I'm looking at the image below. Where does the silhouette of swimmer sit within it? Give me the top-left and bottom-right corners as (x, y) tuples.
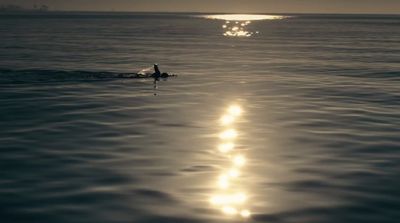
(152, 64), (170, 79)
(153, 64), (161, 79)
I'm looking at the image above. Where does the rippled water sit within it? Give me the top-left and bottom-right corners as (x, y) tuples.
(0, 12), (399, 223)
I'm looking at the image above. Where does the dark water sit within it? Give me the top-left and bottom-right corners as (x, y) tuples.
(0, 12), (399, 223)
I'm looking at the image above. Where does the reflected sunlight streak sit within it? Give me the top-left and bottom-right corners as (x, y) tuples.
(233, 154), (246, 167)
(218, 174), (230, 189)
(210, 193), (247, 205)
(218, 142), (235, 153)
(203, 14), (287, 21)
(222, 206), (238, 215)
(201, 14), (289, 38)
(228, 168), (240, 178)
(219, 129), (238, 140)
(223, 21), (254, 37)
(240, 209), (251, 218)
(210, 104), (252, 219)
(220, 114), (235, 125)
(228, 105), (242, 116)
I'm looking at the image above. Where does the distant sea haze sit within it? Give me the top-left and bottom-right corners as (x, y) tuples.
(0, 4), (49, 12)
(0, 13), (399, 223)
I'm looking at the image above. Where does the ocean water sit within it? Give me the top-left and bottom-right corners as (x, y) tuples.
(0, 12), (399, 223)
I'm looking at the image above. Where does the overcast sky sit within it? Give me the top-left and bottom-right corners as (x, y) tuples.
(1, 0), (399, 14)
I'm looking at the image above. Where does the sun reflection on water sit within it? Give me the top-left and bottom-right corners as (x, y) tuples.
(204, 14), (287, 21)
(233, 154), (246, 167)
(220, 114), (235, 126)
(228, 105), (242, 116)
(218, 142), (235, 153)
(219, 129), (238, 140)
(222, 20), (255, 37)
(201, 14), (289, 37)
(210, 104), (251, 219)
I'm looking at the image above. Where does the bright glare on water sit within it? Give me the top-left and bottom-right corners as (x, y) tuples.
(203, 14), (287, 21)
(202, 14), (289, 37)
(210, 104), (252, 219)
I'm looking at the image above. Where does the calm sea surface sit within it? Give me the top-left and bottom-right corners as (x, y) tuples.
(0, 12), (399, 223)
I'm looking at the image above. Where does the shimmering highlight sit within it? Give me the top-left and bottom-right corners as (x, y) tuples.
(203, 14), (287, 21)
(210, 104), (251, 218)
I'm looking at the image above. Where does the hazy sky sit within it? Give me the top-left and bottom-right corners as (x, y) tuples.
(1, 0), (399, 14)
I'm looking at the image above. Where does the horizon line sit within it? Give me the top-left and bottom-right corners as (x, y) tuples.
(1, 10), (399, 16)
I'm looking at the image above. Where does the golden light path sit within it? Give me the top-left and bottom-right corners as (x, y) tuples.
(210, 104), (251, 219)
(223, 21), (255, 37)
(204, 14), (287, 21)
(201, 14), (289, 37)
